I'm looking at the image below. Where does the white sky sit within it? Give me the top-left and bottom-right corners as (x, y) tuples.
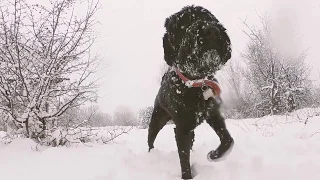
(29, 0), (320, 114)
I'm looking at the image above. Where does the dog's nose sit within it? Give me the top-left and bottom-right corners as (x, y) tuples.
(204, 26), (220, 39)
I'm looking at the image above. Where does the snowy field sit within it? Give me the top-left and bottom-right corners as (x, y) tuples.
(1, 108), (320, 180)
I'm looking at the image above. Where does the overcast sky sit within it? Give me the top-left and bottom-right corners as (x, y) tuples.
(28, 0), (320, 114)
(90, 0), (319, 114)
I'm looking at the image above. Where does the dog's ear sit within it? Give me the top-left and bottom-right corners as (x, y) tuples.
(218, 25), (232, 63)
(163, 32), (175, 66)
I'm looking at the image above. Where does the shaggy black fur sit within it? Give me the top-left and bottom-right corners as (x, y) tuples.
(148, 5), (234, 179)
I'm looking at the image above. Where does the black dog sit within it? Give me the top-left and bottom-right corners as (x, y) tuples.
(148, 5), (234, 179)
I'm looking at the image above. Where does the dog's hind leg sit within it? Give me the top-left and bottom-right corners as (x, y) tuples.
(206, 111), (234, 162)
(148, 100), (170, 152)
(174, 127), (193, 179)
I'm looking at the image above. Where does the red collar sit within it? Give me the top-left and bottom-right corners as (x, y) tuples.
(174, 67), (221, 97)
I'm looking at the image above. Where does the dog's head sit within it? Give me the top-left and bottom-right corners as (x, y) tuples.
(163, 5), (232, 79)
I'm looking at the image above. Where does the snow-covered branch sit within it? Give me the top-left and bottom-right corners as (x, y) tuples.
(0, 0), (101, 141)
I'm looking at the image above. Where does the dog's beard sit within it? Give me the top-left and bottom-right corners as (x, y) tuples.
(200, 49), (222, 72)
(178, 49), (221, 79)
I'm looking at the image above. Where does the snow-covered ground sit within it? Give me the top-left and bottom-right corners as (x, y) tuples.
(1, 108), (320, 180)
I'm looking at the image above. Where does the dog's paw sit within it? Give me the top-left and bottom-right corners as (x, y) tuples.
(207, 139), (234, 162)
(148, 146), (154, 152)
(181, 174), (193, 180)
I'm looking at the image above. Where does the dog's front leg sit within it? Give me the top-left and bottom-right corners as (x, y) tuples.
(206, 111), (234, 162)
(174, 127), (192, 179)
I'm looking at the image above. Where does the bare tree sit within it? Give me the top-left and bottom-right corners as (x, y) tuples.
(241, 15), (282, 115)
(240, 13), (312, 116)
(278, 53), (313, 111)
(138, 106), (153, 129)
(310, 71), (320, 107)
(222, 60), (257, 118)
(59, 105), (112, 128)
(78, 105), (113, 127)
(225, 60), (244, 100)
(113, 105), (138, 126)
(0, 0), (100, 139)
(0, 111), (9, 131)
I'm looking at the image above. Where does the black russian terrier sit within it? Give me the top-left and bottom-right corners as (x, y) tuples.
(148, 5), (234, 179)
